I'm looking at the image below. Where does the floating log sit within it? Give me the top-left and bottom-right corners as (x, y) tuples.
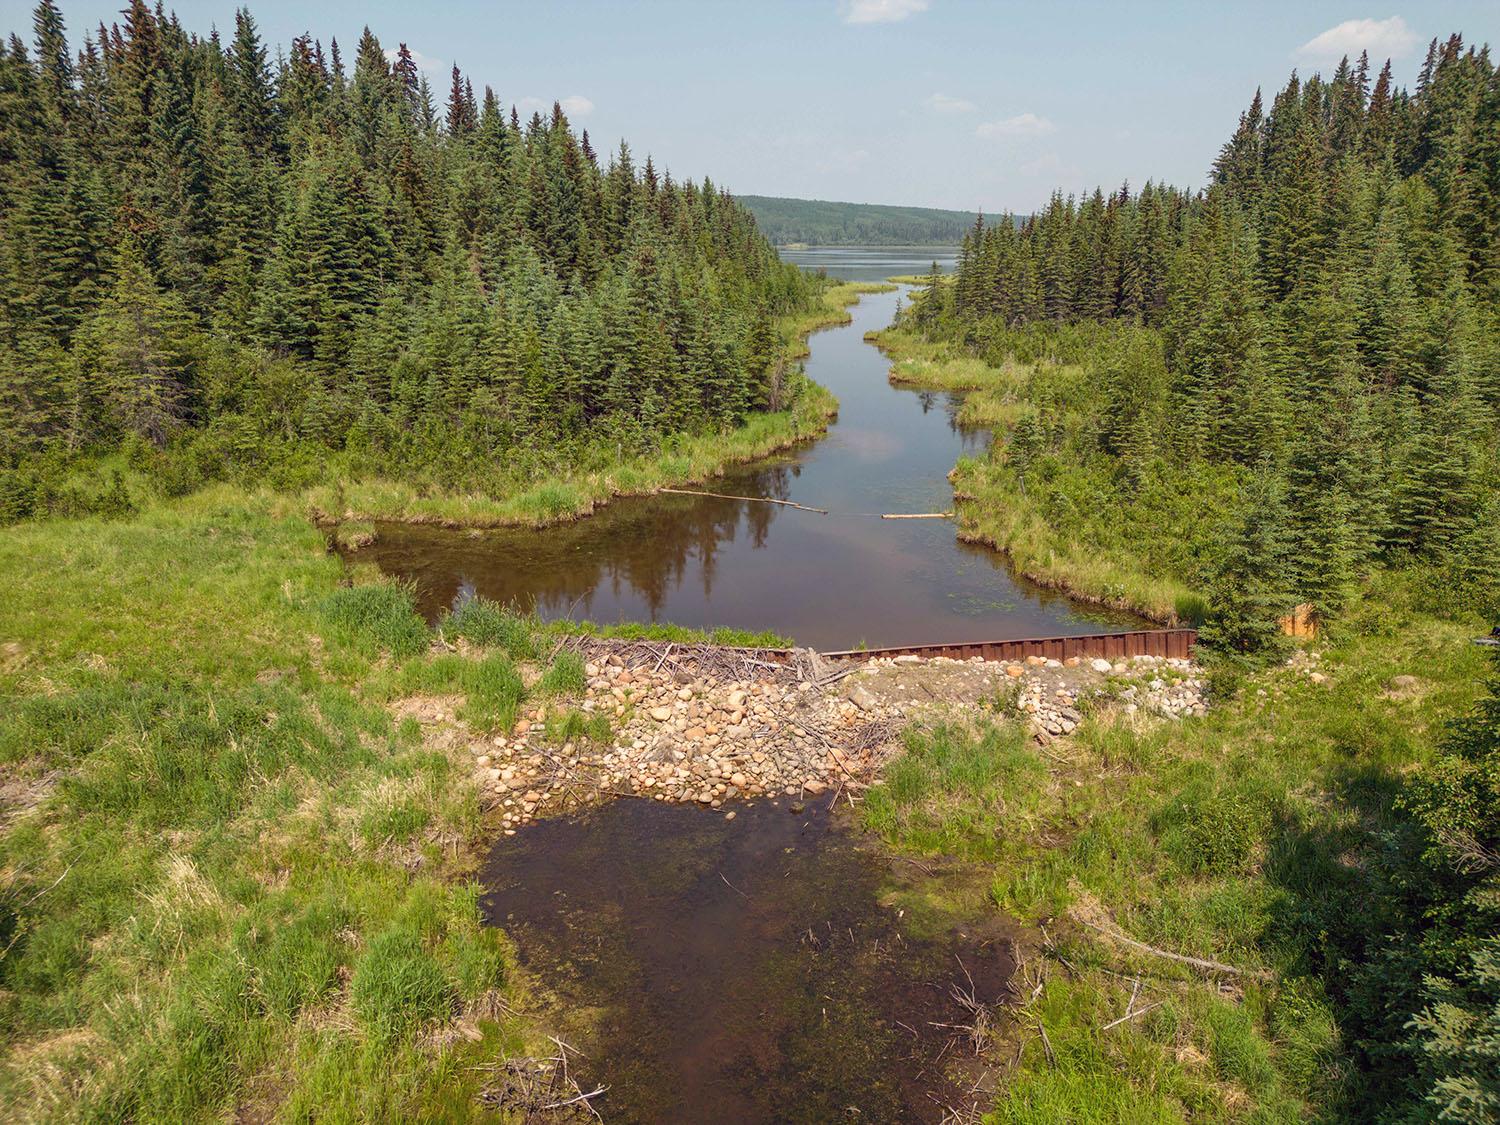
(656, 487), (828, 514)
(880, 512), (953, 520)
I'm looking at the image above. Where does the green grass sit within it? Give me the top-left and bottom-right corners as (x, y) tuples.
(886, 273), (954, 286)
(0, 489), (577, 1120)
(540, 708), (612, 747)
(439, 598), (539, 659)
(863, 579), (1487, 1120)
(319, 582), (431, 659)
(545, 618), (793, 649)
(863, 721), (1044, 859)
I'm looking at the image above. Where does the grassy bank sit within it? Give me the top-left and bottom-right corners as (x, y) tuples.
(0, 487), (656, 1119)
(864, 580), (1489, 1120)
(885, 273), (955, 286)
(868, 325), (1209, 623)
(302, 282), (893, 531)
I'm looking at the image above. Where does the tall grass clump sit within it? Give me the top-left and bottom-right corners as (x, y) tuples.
(441, 597), (538, 659)
(862, 721), (1042, 859)
(399, 652), (526, 733)
(318, 581), (429, 659)
(350, 928), (455, 1048)
(536, 650), (586, 696)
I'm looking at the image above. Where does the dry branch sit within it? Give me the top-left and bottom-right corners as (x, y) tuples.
(657, 487), (828, 514)
(1077, 918), (1274, 981)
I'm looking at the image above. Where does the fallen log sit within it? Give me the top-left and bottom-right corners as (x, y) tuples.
(880, 512), (953, 519)
(1077, 918), (1274, 981)
(657, 487), (828, 514)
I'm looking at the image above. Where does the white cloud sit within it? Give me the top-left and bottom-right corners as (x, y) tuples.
(815, 146), (871, 174)
(1020, 152), (1070, 177)
(841, 0), (930, 25)
(1295, 16), (1417, 64)
(925, 92), (976, 114)
(516, 94), (595, 118)
(382, 46), (443, 75)
(975, 112), (1055, 140)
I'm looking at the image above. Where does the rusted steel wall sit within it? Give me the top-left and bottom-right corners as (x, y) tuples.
(819, 628), (1197, 665)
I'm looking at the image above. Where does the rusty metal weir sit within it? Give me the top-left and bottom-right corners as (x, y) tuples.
(687, 628), (1199, 667)
(820, 628), (1198, 664)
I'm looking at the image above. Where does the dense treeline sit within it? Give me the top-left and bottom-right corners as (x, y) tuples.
(917, 39), (1499, 632)
(908, 38), (1500, 1120)
(0, 2), (818, 519)
(738, 194), (979, 246)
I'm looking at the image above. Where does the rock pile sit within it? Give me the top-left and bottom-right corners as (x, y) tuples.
(400, 643), (1210, 833)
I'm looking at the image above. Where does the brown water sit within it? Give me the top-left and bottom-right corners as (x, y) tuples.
(479, 797), (1014, 1122)
(353, 248), (1141, 649)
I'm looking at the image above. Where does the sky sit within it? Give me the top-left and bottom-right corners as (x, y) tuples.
(4, 1), (1498, 213)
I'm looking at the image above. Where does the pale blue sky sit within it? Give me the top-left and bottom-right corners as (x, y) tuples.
(5, 2), (1497, 211)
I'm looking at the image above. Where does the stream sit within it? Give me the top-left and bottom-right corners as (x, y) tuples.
(450, 248), (1124, 1119)
(480, 798), (1015, 1122)
(353, 246), (1140, 650)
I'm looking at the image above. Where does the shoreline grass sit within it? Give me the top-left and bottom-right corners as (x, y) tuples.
(884, 273), (954, 286)
(867, 325), (1198, 623)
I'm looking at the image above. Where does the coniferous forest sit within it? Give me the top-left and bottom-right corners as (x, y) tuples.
(737, 194), (979, 246)
(911, 40), (1500, 630)
(0, 1), (817, 520)
(4, 3), (1500, 1121)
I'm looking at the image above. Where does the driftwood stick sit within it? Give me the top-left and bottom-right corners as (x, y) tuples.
(658, 487), (828, 514)
(1035, 1018), (1057, 1067)
(542, 1087), (607, 1111)
(1102, 1000), (1162, 1031)
(880, 512), (954, 519)
(1078, 919), (1273, 981)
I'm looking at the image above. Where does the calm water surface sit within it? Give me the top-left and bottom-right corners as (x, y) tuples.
(356, 247), (1139, 648)
(480, 798), (1012, 1122)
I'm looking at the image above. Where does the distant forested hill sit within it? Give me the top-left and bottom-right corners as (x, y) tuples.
(737, 195), (978, 245)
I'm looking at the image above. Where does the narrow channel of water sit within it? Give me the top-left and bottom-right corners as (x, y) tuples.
(354, 247), (1140, 649)
(479, 798), (1013, 1122)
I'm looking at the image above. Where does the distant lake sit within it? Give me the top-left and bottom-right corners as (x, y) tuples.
(776, 244), (958, 282)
